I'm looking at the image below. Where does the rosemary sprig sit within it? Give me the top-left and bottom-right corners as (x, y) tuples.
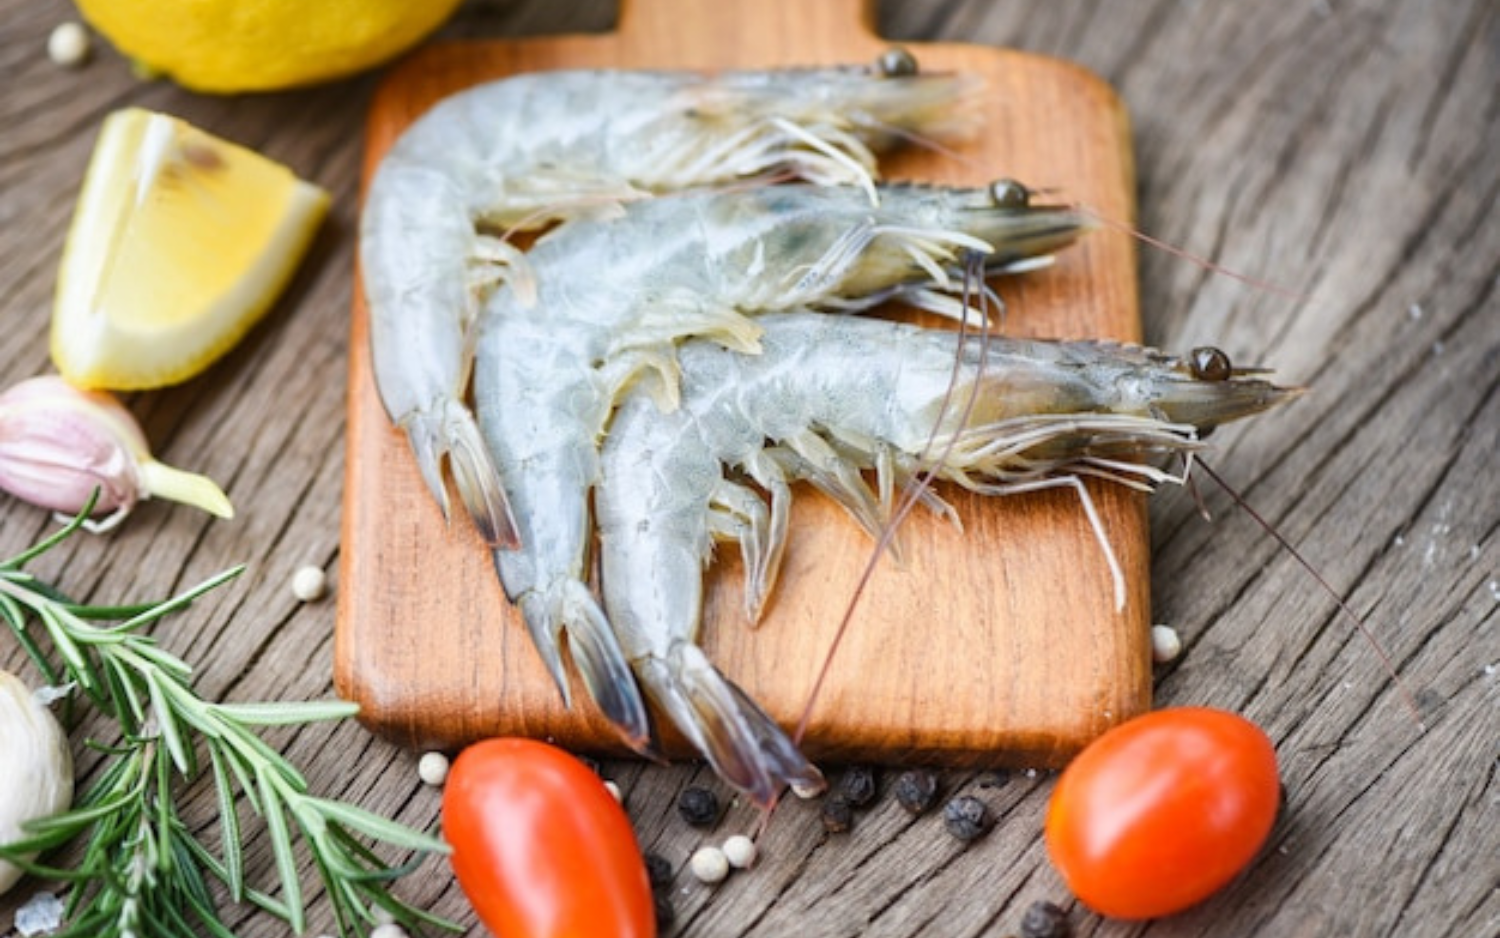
(0, 502), (457, 938)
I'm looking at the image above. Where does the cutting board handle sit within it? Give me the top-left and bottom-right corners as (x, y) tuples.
(616, 0), (880, 65)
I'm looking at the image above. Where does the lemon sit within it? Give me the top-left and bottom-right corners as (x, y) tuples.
(52, 109), (329, 390)
(76, 0), (464, 93)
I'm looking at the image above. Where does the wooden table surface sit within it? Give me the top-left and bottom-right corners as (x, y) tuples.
(2, 1), (1495, 937)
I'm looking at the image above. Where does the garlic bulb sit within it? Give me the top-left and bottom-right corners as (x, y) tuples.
(0, 375), (232, 531)
(0, 668), (74, 895)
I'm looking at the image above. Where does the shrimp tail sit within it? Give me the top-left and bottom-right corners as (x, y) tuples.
(403, 400), (519, 549)
(636, 642), (825, 806)
(445, 406), (521, 550)
(515, 577), (654, 753)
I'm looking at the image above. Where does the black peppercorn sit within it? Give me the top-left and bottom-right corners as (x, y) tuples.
(1019, 899), (1070, 938)
(676, 786), (720, 827)
(643, 851), (673, 888)
(893, 769), (939, 815)
(837, 765), (879, 808)
(942, 795), (990, 841)
(821, 793), (854, 833)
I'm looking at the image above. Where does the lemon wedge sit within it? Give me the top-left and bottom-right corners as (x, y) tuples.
(52, 108), (329, 390)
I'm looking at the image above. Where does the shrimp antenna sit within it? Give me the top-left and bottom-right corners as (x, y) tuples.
(1193, 458), (1426, 729)
(1073, 204), (1317, 306)
(795, 252), (995, 745)
(867, 119), (989, 173)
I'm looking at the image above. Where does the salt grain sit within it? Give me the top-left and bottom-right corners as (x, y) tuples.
(15, 891), (64, 936)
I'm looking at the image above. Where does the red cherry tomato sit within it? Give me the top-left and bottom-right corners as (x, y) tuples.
(1045, 707), (1280, 920)
(442, 738), (654, 938)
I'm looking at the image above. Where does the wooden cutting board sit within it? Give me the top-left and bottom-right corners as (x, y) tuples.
(335, 0), (1148, 768)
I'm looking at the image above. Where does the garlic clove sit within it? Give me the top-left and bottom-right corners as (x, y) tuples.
(0, 669), (75, 895)
(0, 375), (232, 530)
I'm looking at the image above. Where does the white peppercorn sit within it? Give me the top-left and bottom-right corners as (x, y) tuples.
(722, 834), (757, 869)
(417, 751), (449, 787)
(291, 565), (327, 602)
(689, 845), (729, 884)
(1150, 624), (1182, 663)
(47, 22), (91, 68)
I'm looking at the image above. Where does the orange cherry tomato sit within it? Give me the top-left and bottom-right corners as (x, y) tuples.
(1045, 707), (1280, 920)
(442, 738), (654, 938)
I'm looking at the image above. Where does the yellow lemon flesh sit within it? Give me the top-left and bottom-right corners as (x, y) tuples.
(77, 0), (464, 93)
(52, 109), (329, 390)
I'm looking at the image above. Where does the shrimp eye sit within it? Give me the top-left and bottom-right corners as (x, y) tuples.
(876, 47), (919, 78)
(988, 178), (1031, 208)
(1189, 347), (1233, 382)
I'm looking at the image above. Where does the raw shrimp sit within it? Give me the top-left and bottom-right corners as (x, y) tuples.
(473, 182), (1087, 750)
(360, 52), (975, 547)
(594, 313), (1298, 804)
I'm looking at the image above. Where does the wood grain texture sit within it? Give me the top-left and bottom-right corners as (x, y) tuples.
(335, 0), (1148, 765)
(1, 1), (1495, 937)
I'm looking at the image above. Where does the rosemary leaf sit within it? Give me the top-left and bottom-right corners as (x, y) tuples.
(213, 698), (360, 726)
(116, 637), (195, 680)
(313, 798), (451, 856)
(57, 600), (161, 620)
(215, 739), (266, 816)
(32, 601), (90, 675)
(208, 744), (246, 903)
(180, 833), (296, 921)
(102, 654), (147, 732)
(146, 669), (194, 775)
(3, 612), (64, 687)
(0, 490), (93, 568)
(257, 769), (306, 934)
(218, 716), (308, 788)
(114, 565), (244, 632)
(5, 787), (134, 846)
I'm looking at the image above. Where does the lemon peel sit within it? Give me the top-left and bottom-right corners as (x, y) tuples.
(76, 0), (464, 92)
(51, 109), (328, 390)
